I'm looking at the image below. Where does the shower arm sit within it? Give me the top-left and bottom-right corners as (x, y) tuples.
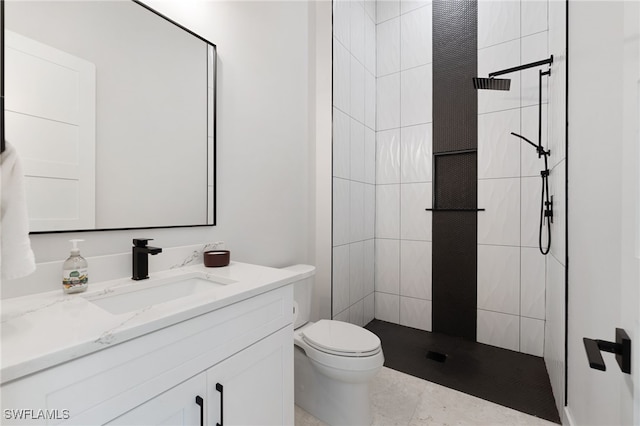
(488, 55), (554, 78)
(510, 132), (549, 158)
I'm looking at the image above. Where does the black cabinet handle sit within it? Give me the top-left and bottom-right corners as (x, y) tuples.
(216, 383), (224, 426)
(583, 328), (631, 374)
(195, 395), (204, 426)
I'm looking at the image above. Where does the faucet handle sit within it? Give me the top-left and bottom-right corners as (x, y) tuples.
(133, 238), (153, 247)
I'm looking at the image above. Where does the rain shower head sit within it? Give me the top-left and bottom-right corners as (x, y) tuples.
(472, 77), (511, 91)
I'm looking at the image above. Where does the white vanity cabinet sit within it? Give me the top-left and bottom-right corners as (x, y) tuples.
(1, 285), (294, 426)
(107, 327), (291, 426)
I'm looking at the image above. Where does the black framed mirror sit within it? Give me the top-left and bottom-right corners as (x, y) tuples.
(1, 0), (216, 233)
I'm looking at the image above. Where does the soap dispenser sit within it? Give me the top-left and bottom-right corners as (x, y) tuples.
(62, 239), (88, 294)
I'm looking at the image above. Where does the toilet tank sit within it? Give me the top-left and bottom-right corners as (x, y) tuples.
(282, 264), (315, 329)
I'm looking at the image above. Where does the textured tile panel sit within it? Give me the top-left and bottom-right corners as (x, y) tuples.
(375, 239), (400, 295)
(400, 297), (433, 332)
(477, 309), (520, 352)
(401, 123), (433, 183)
(332, 244), (350, 315)
(349, 241), (365, 304)
(477, 244), (520, 315)
(400, 240), (433, 299)
(400, 182), (433, 241)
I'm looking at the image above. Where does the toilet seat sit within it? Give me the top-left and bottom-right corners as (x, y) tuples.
(301, 319), (381, 357)
(294, 320), (384, 373)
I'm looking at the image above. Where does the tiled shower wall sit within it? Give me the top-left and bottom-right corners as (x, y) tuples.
(475, 1), (550, 356)
(333, 0), (565, 364)
(374, 1), (433, 331)
(331, 0), (377, 325)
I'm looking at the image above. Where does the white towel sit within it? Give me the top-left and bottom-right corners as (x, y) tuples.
(1, 141), (36, 281)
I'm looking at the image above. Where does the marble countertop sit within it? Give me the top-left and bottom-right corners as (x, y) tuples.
(0, 261), (310, 385)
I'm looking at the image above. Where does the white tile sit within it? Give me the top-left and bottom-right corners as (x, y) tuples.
(365, 14), (377, 74)
(332, 178), (350, 246)
(364, 292), (375, 325)
(376, 184), (400, 238)
(375, 238), (400, 294)
(401, 123), (432, 183)
(349, 299), (365, 327)
(364, 127), (376, 184)
(375, 292), (400, 324)
(377, 0), (400, 23)
(377, 74), (401, 130)
(363, 239), (375, 296)
(401, 6), (432, 70)
(521, 317), (545, 357)
(350, 119), (365, 182)
(376, 129), (400, 184)
(400, 297), (432, 332)
(333, 0), (351, 47)
(365, 70), (376, 130)
(350, 181), (365, 242)
(400, 182), (432, 241)
(477, 245), (520, 315)
(332, 245), (350, 315)
(545, 255), (565, 383)
(350, 56), (366, 123)
(333, 308), (349, 322)
(478, 40), (521, 114)
(332, 108), (350, 179)
(549, 160), (565, 261)
(521, 176), (542, 248)
(377, 17), (400, 76)
(521, 247), (546, 320)
(478, 178), (520, 246)
(400, 240), (432, 300)
(364, 0), (376, 23)
(521, 32), (549, 108)
(333, 39), (350, 114)
(520, 103), (549, 177)
(400, 0), (430, 15)
(350, 241), (365, 304)
(364, 184), (376, 239)
(477, 310), (520, 352)
(401, 64), (432, 127)
(521, 0), (548, 37)
(350, 2), (366, 64)
(478, 109), (521, 179)
(477, 0), (520, 49)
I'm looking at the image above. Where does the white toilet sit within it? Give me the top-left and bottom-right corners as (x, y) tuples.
(284, 265), (384, 426)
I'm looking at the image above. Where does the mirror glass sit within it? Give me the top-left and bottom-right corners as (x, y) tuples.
(3, 0), (216, 232)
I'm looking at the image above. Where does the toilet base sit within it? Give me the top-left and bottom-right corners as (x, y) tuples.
(294, 346), (374, 426)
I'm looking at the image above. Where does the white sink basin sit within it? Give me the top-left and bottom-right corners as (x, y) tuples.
(85, 273), (233, 315)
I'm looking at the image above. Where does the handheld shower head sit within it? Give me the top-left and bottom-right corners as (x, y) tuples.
(472, 77), (511, 91)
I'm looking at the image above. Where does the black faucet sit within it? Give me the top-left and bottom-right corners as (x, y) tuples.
(132, 238), (163, 280)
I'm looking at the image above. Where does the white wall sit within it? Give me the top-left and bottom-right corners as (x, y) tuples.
(2, 1), (316, 299)
(567, 2), (638, 425)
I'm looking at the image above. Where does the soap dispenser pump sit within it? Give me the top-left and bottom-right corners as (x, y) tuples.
(62, 239), (88, 294)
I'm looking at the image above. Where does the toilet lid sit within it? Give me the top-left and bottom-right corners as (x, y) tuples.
(302, 319), (381, 356)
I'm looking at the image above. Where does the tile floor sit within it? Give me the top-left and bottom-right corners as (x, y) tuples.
(294, 367), (558, 426)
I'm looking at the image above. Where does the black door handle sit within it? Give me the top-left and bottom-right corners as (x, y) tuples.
(195, 395), (204, 426)
(583, 328), (631, 374)
(216, 383), (224, 426)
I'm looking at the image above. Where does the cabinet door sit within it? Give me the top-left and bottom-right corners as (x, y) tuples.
(207, 326), (293, 426)
(106, 374), (206, 426)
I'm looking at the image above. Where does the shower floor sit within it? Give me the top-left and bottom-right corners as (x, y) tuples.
(365, 319), (561, 424)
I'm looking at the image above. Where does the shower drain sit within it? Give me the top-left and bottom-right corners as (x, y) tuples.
(426, 350), (447, 363)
